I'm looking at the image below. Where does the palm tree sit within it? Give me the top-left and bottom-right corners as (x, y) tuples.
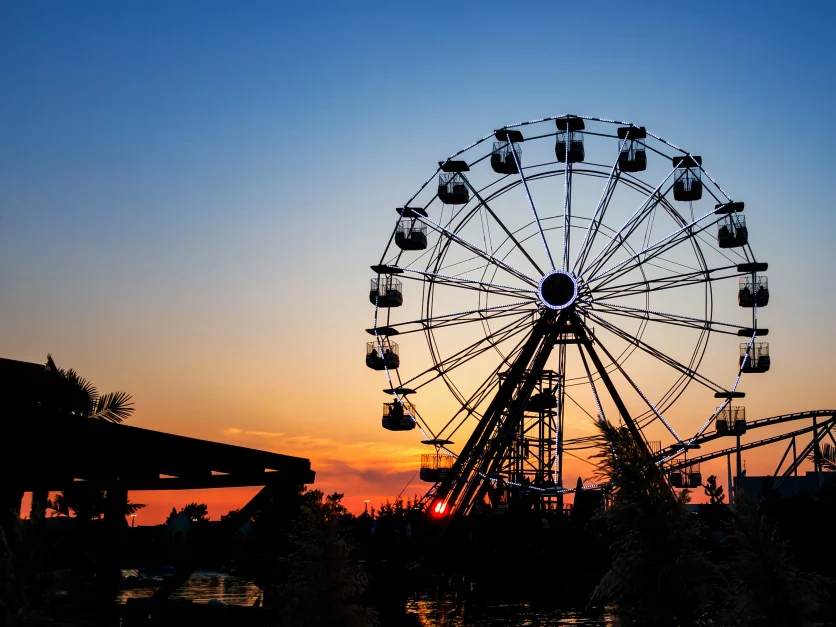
(725, 494), (822, 627)
(51, 487), (144, 522)
(591, 421), (723, 626)
(33, 354), (136, 516)
(42, 354), (134, 423)
(807, 442), (836, 471)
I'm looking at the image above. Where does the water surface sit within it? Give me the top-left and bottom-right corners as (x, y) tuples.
(407, 596), (614, 626)
(117, 570), (261, 605)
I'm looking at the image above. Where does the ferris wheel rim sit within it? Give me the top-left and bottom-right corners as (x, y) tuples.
(369, 114), (768, 499)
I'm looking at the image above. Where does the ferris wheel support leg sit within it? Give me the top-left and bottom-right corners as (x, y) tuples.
(556, 343), (567, 491)
(434, 311), (557, 513)
(465, 320), (563, 511)
(569, 311), (649, 459)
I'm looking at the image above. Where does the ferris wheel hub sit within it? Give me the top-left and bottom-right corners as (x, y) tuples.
(538, 271), (579, 310)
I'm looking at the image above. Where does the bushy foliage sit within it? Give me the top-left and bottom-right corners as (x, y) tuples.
(275, 490), (376, 627)
(0, 507), (54, 626)
(375, 495), (422, 519)
(52, 487), (144, 521)
(43, 354), (134, 423)
(166, 502), (209, 523)
(704, 475), (725, 505)
(591, 422), (723, 626)
(220, 508), (241, 522)
(724, 494), (822, 627)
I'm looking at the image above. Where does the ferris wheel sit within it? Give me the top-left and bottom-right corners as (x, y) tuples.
(365, 115), (770, 516)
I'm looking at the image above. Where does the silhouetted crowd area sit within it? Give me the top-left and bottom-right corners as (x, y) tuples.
(4, 433), (836, 626)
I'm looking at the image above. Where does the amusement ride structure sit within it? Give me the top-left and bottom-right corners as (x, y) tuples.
(365, 114), (834, 517)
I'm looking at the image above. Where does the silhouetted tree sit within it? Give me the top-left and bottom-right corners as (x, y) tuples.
(808, 442), (836, 471)
(375, 495), (421, 520)
(276, 490), (376, 627)
(42, 354), (134, 423)
(166, 503), (209, 523)
(591, 421), (723, 626)
(725, 494), (822, 627)
(32, 355), (136, 516)
(220, 508), (241, 522)
(703, 475), (725, 505)
(51, 487), (144, 521)
(0, 505), (55, 626)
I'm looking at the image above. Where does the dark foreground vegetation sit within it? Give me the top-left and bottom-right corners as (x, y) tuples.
(4, 425), (836, 626)
(2, 357), (834, 625)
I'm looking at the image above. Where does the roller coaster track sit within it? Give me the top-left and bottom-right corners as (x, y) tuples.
(663, 410), (836, 472)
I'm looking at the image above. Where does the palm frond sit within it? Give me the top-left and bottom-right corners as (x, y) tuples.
(91, 391), (134, 423)
(820, 443), (836, 470)
(62, 369), (98, 402)
(125, 501), (146, 515)
(806, 442), (836, 470)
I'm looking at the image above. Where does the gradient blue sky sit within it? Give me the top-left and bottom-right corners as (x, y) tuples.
(3, 1), (835, 521)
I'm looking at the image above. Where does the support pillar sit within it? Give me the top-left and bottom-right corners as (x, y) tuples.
(727, 453), (734, 507)
(813, 415), (822, 490)
(792, 436), (798, 477)
(97, 483), (127, 597)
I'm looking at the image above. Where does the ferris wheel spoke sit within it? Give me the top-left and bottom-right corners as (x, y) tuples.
(402, 405), (438, 441)
(590, 264), (741, 300)
(459, 174), (546, 276)
(382, 302), (538, 335)
(587, 301), (746, 335)
(436, 327), (537, 441)
(506, 142), (556, 271)
(401, 311), (535, 391)
(572, 153), (621, 274)
(562, 151), (572, 271)
(577, 316), (684, 444)
(586, 205), (702, 289)
(428, 314), (544, 446)
(415, 214), (539, 286)
(579, 166), (677, 279)
(575, 339), (606, 423)
(586, 209), (722, 289)
(683, 401), (732, 449)
(390, 265), (537, 299)
(582, 309), (729, 394)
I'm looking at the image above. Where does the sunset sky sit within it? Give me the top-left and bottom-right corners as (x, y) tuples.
(3, 1), (836, 524)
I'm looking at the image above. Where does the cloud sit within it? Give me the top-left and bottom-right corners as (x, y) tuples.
(221, 427), (425, 463)
(320, 458), (417, 486)
(223, 427), (285, 439)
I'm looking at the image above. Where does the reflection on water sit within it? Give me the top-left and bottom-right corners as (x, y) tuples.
(117, 570), (261, 605)
(407, 595), (614, 626)
(116, 573), (613, 625)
